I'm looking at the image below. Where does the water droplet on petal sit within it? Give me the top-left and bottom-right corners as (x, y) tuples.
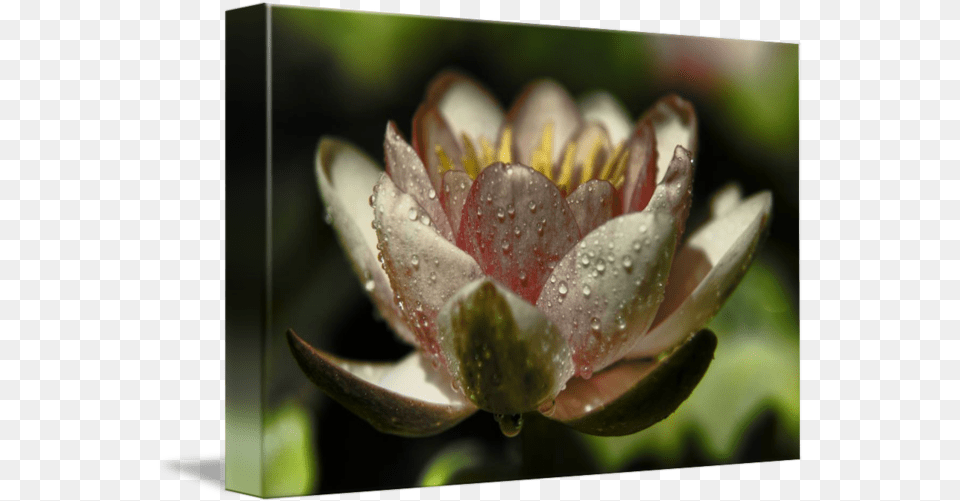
(590, 317), (601, 331)
(411, 254), (419, 268)
(558, 281), (568, 296)
(427, 188), (436, 199)
(407, 208), (418, 220)
(622, 256), (633, 272)
(582, 285), (591, 297)
(364, 280), (375, 292)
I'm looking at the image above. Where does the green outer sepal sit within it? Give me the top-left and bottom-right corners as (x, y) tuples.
(560, 329), (717, 437)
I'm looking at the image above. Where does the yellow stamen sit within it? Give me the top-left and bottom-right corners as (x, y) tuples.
(529, 122), (554, 178)
(579, 137), (606, 184)
(556, 142), (577, 192)
(497, 126), (513, 163)
(435, 144), (454, 174)
(460, 133), (481, 178)
(608, 144), (630, 186)
(596, 142), (625, 182)
(479, 136), (496, 167)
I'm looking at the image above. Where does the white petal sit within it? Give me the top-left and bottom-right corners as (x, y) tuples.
(507, 80), (583, 166)
(316, 138), (416, 344)
(631, 191), (773, 358)
(579, 91), (633, 146)
(536, 211), (678, 377)
(642, 95), (697, 184)
(433, 73), (505, 148)
(287, 330), (476, 437)
(372, 174), (485, 365)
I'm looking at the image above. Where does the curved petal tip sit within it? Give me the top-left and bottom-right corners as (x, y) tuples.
(549, 329), (717, 437)
(287, 329), (476, 437)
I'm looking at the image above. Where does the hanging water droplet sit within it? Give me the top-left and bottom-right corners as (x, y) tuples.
(495, 413), (524, 437)
(558, 281), (568, 296)
(582, 285), (591, 297)
(407, 208), (418, 220)
(364, 279), (375, 292)
(427, 188), (436, 199)
(323, 210), (333, 225)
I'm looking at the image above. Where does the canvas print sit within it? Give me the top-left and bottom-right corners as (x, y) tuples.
(226, 4), (799, 497)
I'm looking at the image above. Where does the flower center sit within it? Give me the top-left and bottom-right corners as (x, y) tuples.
(433, 121), (630, 193)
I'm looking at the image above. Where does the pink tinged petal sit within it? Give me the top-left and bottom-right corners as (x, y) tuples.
(384, 121), (454, 241)
(643, 145), (695, 247)
(371, 174), (485, 367)
(506, 80), (583, 166)
(286, 329), (476, 437)
(565, 180), (622, 237)
(455, 163), (581, 304)
(642, 94), (698, 183)
(578, 91), (633, 146)
(436, 279), (574, 415)
(426, 71), (505, 149)
(620, 120), (658, 214)
(439, 170), (473, 236)
(548, 329), (716, 436)
(536, 211), (679, 378)
(633, 191), (773, 358)
(316, 138), (416, 345)
(412, 105), (463, 186)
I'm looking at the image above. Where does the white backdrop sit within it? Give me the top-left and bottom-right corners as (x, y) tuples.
(6, 0), (953, 499)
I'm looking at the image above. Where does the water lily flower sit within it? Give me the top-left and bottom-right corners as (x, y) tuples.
(288, 72), (772, 438)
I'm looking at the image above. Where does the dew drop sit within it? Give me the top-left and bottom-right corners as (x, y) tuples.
(507, 204), (515, 217)
(427, 188), (436, 199)
(528, 201), (537, 213)
(364, 279), (375, 292)
(411, 254), (420, 268)
(323, 211), (333, 225)
(580, 255), (590, 267)
(496, 208), (505, 222)
(495, 413), (523, 437)
(407, 208), (418, 221)
(558, 281), (568, 296)
(622, 256), (633, 271)
(596, 262), (606, 273)
(502, 241), (511, 253)
(582, 285), (591, 297)
(590, 317), (601, 331)
(632, 240), (641, 251)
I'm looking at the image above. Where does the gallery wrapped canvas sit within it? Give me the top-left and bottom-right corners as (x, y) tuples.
(226, 4), (799, 497)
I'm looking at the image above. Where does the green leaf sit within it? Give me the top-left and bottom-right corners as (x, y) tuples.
(263, 401), (319, 497)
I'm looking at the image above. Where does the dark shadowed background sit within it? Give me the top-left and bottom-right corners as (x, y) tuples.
(247, 6), (799, 496)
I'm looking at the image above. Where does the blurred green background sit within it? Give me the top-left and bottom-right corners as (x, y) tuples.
(254, 6), (799, 496)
